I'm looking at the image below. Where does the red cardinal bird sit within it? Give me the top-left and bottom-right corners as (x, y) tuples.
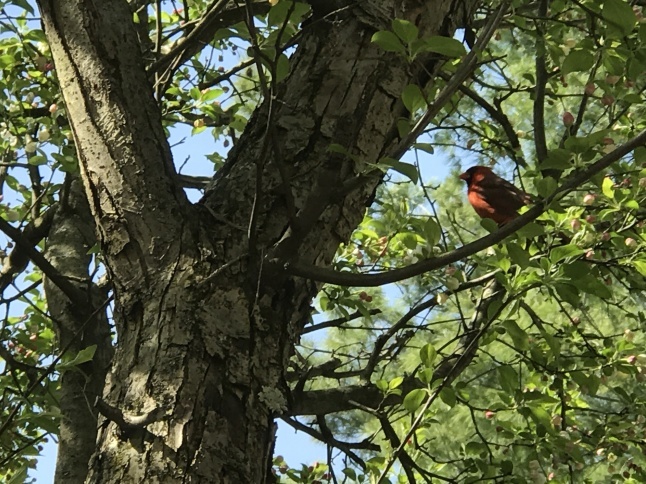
(459, 166), (534, 226)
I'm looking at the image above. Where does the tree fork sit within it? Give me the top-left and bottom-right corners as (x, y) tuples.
(37, 0), (479, 481)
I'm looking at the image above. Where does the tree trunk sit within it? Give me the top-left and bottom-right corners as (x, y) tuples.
(37, 0), (477, 481)
(44, 177), (112, 484)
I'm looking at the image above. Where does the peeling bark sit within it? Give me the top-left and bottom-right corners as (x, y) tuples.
(37, 0), (479, 481)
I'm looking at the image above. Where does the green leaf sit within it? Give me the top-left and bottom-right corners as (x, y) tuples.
(5, 210), (20, 222)
(465, 441), (488, 456)
(357, 227), (379, 240)
(439, 387), (457, 407)
(603, 51), (627, 75)
(419, 343), (437, 368)
(389, 376), (404, 390)
(319, 295), (329, 311)
(623, 93), (643, 104)
(564, 131), (609, 153)
(380, 157), (419, 184)
(7, 464), (28, 484)
(86, 243), (101, 255)
(516, 222), (545, 239)
(413, 142), (434, 154)
(612, 385), (633, 403)
(501, 460), (514, 474)
(623, 199), (639, 209)
(327, 143), (350, 155)
(28, 155), (47, 166)
(275, 53), (290, 82)
(602, 176), (615, 199)
(497, 365), (518, 394)
(481, 218), (499, 234)
(401, 84), (426, 113)
(421, 36), (466, 57)
(418, 368), (434, 385)
(570, 371), (598, 395)
(506, 242), (530, 269)
(58, 345), (97, 370)
(562, 261), (590, 280)
(403, 388), (427, 413)
(502, 320), (529, 351)
(395, 231), (418, 250)
(603, 0), (637, 37)
(423, 218), (441, 246)
(200, 88), (224, 102)
(31, 412), (61, 434)
(540, 149), (572, 171)
(192, 125), (206, 136)
(371, 31), (406, 54)
(0, 54), (16, 69)
(376, 379), (389, 392)
(543, 332), (561, 364)
(528, 405), (556, 435)
(561, 49), (595, 75)
(397, 118), (411, 137)
(13, 0), (35, 14)
(342, 468), (357, 480)
(555, 283), (580, 306)
(392, 19), (418, 44)
(550, 244), (584, 263)
(229, 115), (248, 132)
(535, 176), (557, 198)
(634, 146), (646, 164)
(267, 0), (294, 27)
(495, 256), (511, 274)
(577, 276), (612, 299)
(633, 260), (646, 277)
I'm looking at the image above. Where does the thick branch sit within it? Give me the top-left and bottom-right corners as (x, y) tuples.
(0, 215), (85, 303)
(38, 0), (191, 286)
(283, 127), (646, 286)
(281, 416), (372, 469)
(0, 207), (55, 293)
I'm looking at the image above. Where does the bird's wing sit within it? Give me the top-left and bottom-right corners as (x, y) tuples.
(475, 177), (533, 209)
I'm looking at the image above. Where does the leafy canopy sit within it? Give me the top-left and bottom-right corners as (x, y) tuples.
(1, 0), (646, 483)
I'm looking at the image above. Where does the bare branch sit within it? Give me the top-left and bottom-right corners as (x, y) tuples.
(281, 416), (376, 469)
(0, 214), (86, 303)
(0, 207), (55, 294)
(95, 398), (168, 434)
(362, 271), (498, 378)
(300, 308), (382, 335)
(150, 1), (271, 90)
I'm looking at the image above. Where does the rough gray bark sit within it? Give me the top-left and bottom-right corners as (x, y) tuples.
(44, 178), (112, 484)
(37, 0), (478, 481)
